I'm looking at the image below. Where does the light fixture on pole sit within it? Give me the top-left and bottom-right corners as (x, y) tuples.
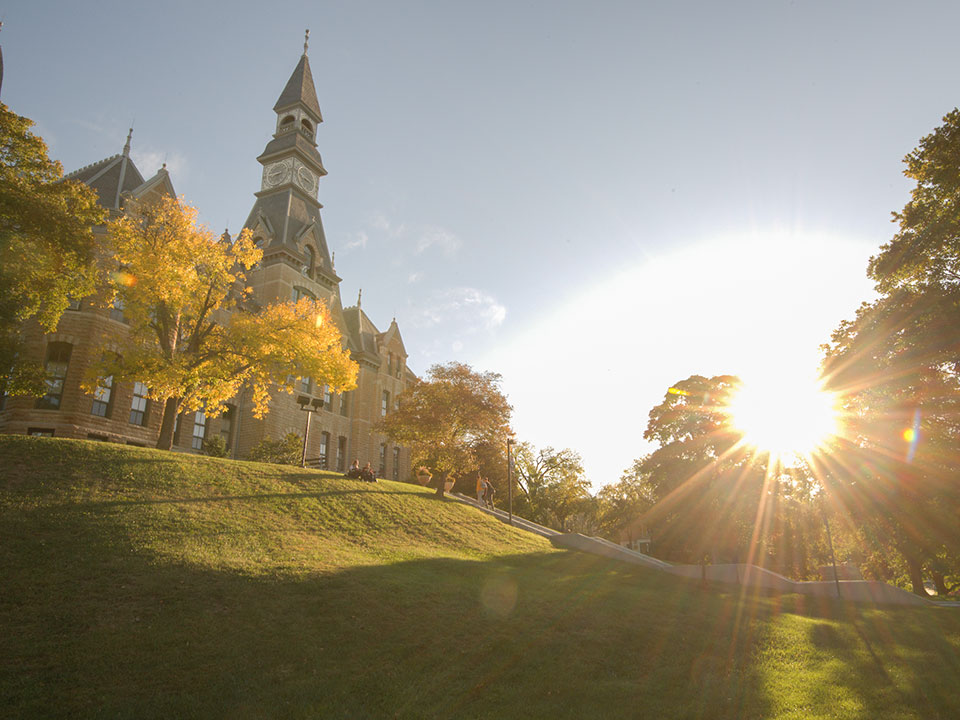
(297, 395), (324, 467)
(507, 437), (515, 525)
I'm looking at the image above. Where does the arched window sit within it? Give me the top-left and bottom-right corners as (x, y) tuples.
(291, 285), (316, 302)
(301, 118), (313, 134)
(36, 342), (72, 410)
(304, 245), (316, 277)
(280, 115), (295, 128)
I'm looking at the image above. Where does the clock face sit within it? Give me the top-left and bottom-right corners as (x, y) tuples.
(265, 162), (289, 187)
(297, 166), (316, 193)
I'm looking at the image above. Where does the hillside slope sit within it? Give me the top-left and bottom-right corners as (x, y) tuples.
(2, 436), (960, 719)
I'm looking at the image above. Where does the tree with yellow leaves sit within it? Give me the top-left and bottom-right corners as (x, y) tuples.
(90, 195), (357, 450)
(0, 103), (106, 395)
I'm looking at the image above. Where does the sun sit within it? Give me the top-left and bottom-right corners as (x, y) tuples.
(727, 375), (840, 461)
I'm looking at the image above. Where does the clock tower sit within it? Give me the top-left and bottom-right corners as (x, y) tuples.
(242, 31), (340, 294)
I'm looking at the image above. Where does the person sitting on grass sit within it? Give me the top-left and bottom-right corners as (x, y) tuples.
(360, 462), (377, 483)
(346, 459), (361, 479)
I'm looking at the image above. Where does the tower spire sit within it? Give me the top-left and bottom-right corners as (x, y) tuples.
(303, 29), (309, 56)
(122, 127), (133, 157)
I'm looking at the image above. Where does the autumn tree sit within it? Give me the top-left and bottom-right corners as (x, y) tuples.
(0, 103), (106, 395)
(93, 195), (357, 449)
(595, 460), (657, 541)
(379, 362), (512, 497)
(821, 108), (960, 595)
(512, 444), (594, 531)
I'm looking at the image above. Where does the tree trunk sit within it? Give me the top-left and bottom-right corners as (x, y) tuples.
(156, 397), (181, 450)
(904, 551), (930, 597)
(434, 471), (447, 498)
(932, 570), (953, 596)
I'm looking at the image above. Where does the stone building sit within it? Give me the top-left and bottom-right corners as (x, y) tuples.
(0, 43), (415, 480)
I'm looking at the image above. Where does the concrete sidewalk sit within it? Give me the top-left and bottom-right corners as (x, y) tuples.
(452, 492), (938, 607)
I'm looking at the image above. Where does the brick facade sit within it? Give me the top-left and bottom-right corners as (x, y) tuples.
(0, 46), (415, 481)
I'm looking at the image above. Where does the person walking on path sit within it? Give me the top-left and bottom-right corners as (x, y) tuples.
(484, 479), (496, 509)
(476, 476), (486, 504)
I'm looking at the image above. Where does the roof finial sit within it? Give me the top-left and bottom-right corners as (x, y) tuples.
(357, 288), (362, 308)
(304, 29), (310, 56)
(122, 127), (133, 157)
(331, 251), (335, 268)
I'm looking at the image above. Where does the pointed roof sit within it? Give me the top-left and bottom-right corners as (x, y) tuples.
(274, 53), (322, 121)
(342, 303), (381, 358)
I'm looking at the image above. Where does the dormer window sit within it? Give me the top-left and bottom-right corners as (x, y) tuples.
(304, 245), (316, 277)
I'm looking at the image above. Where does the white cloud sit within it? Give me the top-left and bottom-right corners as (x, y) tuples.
(345, 212), (460, 258)
(345, 231), (368, 251)
(408, 271), (423, 283)
(412, 287), (507, 333)
(415, 226), (461, 256)
(131, 148), (187, 178)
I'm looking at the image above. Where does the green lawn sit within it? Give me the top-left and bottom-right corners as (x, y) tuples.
(2, 436), (959, 718)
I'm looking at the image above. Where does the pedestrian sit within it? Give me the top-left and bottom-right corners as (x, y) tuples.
(476, 475), (486, 504)
(484, 479), (496, 509)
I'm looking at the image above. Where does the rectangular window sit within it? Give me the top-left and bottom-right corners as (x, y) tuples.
(378, 443), (387, 477)
(110, 296), (127, 323)
(191, 410), (207, 450)
(392, 447), (400, 481)
(319, 431), (330, 469)
(337, 436), (347, 472)
(37, 342), (72, 410)
(220, 404), (236, 450)
(129, 382), (150, 426)
(388, 353), (393, 376)
(323, 384), (331, 407)
(27, 428), (54, 437)
(381, 390), (389, 417)
(339, 392), (349, 417)
(395, 359), (403, 379)
(301, 376), (312, 394)
(91, 375), (114, 417)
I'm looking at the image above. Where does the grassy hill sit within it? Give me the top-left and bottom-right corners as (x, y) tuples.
(2, 436), (960, 719)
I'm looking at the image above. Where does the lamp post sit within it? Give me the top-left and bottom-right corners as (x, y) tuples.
(507, 437), (515, 525)
(297, 395), (324, 467)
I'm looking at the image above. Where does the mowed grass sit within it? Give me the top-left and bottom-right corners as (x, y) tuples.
(2, 437), (960, 719)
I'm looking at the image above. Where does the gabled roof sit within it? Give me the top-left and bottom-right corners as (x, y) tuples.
(129, 166), (176, 201)
(273, 53), (323, 121)
(67, 153), (145, 210)
(342, 303), (381, 358)
(378, 318), (407, 356)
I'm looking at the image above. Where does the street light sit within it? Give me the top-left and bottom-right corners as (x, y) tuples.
(297, 395), (324, 467)
(507, 437), (515, 525)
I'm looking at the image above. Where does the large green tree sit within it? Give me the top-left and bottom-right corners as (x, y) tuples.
(93, 195), (357, 449)
(0, 103), (106, 394)
(630, 374), (831, 574)
(379, 362), (512, 497)
(512, 444), (594, 531)
(821, 108), (960, 595)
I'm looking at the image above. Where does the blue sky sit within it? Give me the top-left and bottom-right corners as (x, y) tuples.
(4, 1), (959, 485)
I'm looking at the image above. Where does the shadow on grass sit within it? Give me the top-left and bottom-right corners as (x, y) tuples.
(3, 442), (960, 719)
